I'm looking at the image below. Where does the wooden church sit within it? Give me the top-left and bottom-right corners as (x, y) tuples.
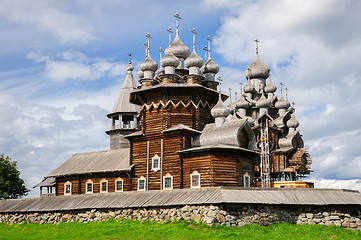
(35, 15), (312, 197)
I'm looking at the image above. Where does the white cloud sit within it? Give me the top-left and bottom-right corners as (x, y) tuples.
(0, 0), (95, 44)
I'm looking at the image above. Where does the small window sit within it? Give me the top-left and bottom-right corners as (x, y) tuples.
(86, 179), (93, 194)
(152, 154), (160, 172)
(138, 176), (146, 191)
(163, 173), (173, 190)
(190, 171), (200, 188)
(115, 178), (124, 192)
(244, 172), (250, 187)
(64, 181), (72, 195)
(100, 178), (108, 193)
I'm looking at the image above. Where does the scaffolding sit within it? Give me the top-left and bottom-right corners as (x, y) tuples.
(260, 120), (271, 187)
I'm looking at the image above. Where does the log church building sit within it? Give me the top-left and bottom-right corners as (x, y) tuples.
(35, 14), (312, 197)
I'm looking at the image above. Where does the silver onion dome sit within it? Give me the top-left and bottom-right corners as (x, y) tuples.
(244, 55), (270, 79)
(235, 96), (249, 109)
(185, 51), (203, 68)
(275, 95), (290, 109)
(161, 50), (179, 68)
(139, 55), (158, 72)
(265, 78), (277, 93)
(126, 63), (134, 72)
(201, 58), (219, 74)
(287, 113), (299, 129)
(137, 70), (144, 78)
(256, 93), (271, 108)
(165, 34), (190, 59)
(211, 97), (230, 118)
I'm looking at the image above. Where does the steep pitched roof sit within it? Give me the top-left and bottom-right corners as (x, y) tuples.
(111, 71), (139, 114)
(46, 149), (131, 177)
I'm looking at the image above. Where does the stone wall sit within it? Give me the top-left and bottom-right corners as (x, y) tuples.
(1, 204), (360, 231)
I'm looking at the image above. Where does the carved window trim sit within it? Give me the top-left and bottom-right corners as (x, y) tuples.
(86, 179), (93, 194)
(163, 173), (173, 190)
(151, 154), (160, 172)
(64, 181), (72, 195)
(115, 177), (124, 192)
(138, 176), (146, 191)
(100, 178), (108, 193)
(190, 171), (200, 188)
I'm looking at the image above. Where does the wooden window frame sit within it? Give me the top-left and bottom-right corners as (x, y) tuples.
(151, 154), (160, 172)
(244, 172), (250, 187)
(138, 176), (146, 191)
(86, 179), (93, 194)
(64, 181), (72, 195)
(190, 171), (201, 188)
(115, 177), (124, 192)
(100, 178), (108, 193)
(163, 173), (173, 190)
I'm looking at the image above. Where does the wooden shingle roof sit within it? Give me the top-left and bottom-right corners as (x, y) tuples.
(46, 149), (131, 177)
(1, 187), (360, 213)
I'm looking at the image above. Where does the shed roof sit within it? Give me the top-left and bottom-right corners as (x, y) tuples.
(33, 177), (56, 188)
(46, 149), (131, 177)
(1, 187), (360, 213)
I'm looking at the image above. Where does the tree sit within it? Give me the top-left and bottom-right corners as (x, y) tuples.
(0, 153), (29, 199)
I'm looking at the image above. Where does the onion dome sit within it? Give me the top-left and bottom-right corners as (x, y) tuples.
(126, 63), (134, 72)
(137, 70), (144, 78)
(140, 55), (158, 72)
(274, 116), (285, 129)
(256, 93), (271, 108)
(165, 34), (190, 59)
(244, 79), (255, 93)
(211, 96), (230, 118)
(265, 78), (277, 93)
(244, 55), (270, 79)
(235, 96), (249, 109)
(201, 58), (219, 74)
(161, 51), (179, 68)
(185, 51), (203, 68)
(227, 101), (235, 114)
(287, 114), (299, 129)
(275, 95), (290, 109)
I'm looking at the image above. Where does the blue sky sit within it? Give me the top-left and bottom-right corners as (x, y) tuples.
(1, 0), (361, 197)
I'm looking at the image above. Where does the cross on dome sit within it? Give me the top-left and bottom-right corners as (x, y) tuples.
(158, 47), (164, 69)
(144, 41), (148, 57)
(174, 13), (181, 35)
(254, 39), (260, 55)
(128, 53), (132, 64)
(166, 27), (173, 47)
(228, 88), (232, 102)
(217, 76), (223, 93)
(145, 33), (152, 56)
(191, 28), (197, 51)
(285, 87), (289, 100)
(203, 46), (208, 60)
(280, 81), (284, 95)
(235, 91), (238, 101)
(207, 35), (212, 58)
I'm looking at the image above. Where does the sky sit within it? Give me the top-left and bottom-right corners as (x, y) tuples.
(0, 0), (360, 197)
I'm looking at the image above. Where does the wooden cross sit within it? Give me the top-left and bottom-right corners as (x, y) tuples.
(167, 27), (173, 47)
(235, 92), (238, 101)
(254, 39), (260, 55)
(285, 87), (289, 100)
(203, 46), (208, 60)
(158, 47), (164, 69)
(128, 53), (132, 64)
(207, 35), (212, 58)
(229, 88), (232, 102)
(174, 13), (181, 34)
(280, 81), (284, 95)
(191, 28), (197, 51)
(217, 76), (223, 93)
(144, 41), (148, 57)
(145, 33), (152, 56)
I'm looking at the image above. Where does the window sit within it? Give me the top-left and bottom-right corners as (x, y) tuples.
(64, 181), (72, 195)
(115, 178), (124, 192)
(86, 179), (93, 194)
(152, 154), (160, 172)
(190, 171), (200, 188)
(244, 172), (250, 187)
(138, 176), (146, 191)
(100, 178), (108, 193)
(163, 173), (173, 190)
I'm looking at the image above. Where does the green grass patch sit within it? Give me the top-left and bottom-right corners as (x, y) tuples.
(0, 219), (360, 240)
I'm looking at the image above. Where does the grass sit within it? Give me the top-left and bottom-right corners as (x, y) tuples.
(0, 219), (360, 240)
